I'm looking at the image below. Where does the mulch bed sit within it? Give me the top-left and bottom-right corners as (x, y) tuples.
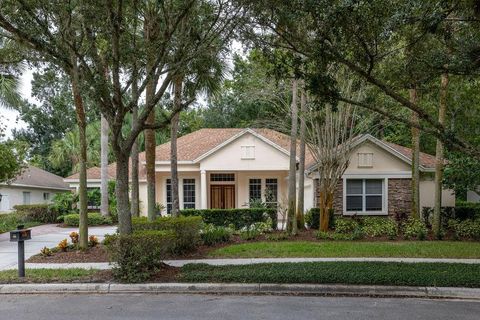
(27, 245), (110, 263)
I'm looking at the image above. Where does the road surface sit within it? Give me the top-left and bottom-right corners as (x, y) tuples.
(1, 293), (479, 319)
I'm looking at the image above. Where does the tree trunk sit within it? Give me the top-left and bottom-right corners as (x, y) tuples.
(115, 151), (132, 234)
(410, 87), (421, 219)
(100, 115), (109, 217)
(69, 54), (88, 249)
(287, 78), (298, 234)
(296, 85), (306, 229)
(433, 72), (448, 237)
(319, 190), (333, 232)
(130, 73), (140, 218)
(170, 75), (182, 217)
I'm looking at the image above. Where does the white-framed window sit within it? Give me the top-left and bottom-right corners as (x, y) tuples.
(43, 192), (50, 201)
(183, 179), (196, 209)
(358, 153), (373, 168)
(22, 192), (31, 205)
(345, 179), (384, 214)
(265, 178), (278, 208)
(210, 173), (235, 182)
(241, 146), (255, 159)
(166, 179), (172, 214)
(249, 178), (262, 203)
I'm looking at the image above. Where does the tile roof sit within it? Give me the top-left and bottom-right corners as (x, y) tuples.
(4, 165), (70, 190)
(65, 129), (436, 181)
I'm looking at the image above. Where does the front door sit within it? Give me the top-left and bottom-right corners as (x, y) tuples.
(210, 185), (235, 209)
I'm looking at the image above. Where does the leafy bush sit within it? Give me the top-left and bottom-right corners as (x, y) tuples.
(305, 208), (319, 229)
(334, 217), (359, 234)
(403, 218), (428, 240)
(69, 231), (79, 244)
(448, 219), (480, 240)
(89, 235), (99, 247)
(265, 232), (290, 241)
(361, 217), (397, 239)
(316, 230), (364, 240)
(63, 212), (113, 226)
(40, 246), (52, 257)
(201, 224), (233, 246)
(50, 192), (78, 215)
(105, 230), (175, 282)
(57, 239), (68, 252)
(0, 213), (42, 234)
(13, 204), (61, 223)
(180, 208), (277, 230)
(132, 216), (202, 253)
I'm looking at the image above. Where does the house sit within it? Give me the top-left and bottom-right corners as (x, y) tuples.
(0, 165), (71, 213)
(64, 128), (455, 218)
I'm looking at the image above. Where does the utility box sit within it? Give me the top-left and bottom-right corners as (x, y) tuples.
(10, 228), (32, 242)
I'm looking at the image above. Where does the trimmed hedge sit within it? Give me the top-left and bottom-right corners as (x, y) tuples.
(13, 204), (60, 223)
(132, 216), (202, 253)
(105, 230), (175, 282)
(63, 212), (113, 226)
(422, 203), (480, 227)
(305, 208), (335, 230)
(180, 208), (277, 230)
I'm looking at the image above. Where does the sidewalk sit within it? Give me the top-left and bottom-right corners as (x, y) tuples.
(16, 257), (480, 271)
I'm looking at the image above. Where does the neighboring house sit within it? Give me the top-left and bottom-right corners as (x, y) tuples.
(0, 165), (71, 213)
(64, 128), (455, 218)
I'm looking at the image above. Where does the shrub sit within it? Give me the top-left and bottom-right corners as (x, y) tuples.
(89, 235), (99, 247)
(50, 192), (78, 215)
(40, 246), (52, 257)
(240, 228), (261, 240)
(305, 208), (319, 229)
(105, 230), (175, 282)
(201, 224), (233, 246)
(63, 212), (113, 226)
(334, 217), (359, 234)
(180, 208), (277, 230)
(361, 217), (398, 239)
(403, 218), (428, 240)
(57, 239), (68, 252)
(132, 216), (202, 253)
(449, 219), (480, 240)
(69, 231), (79, 244)
(265, 232), (290, 241)
(316, 230), (363, 240)
(13, 204), (61, 223)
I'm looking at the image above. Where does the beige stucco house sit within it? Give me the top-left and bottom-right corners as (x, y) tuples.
(64, 128), (454, 218)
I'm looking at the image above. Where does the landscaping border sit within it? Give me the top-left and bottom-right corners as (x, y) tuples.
(1, 282), (480, 300)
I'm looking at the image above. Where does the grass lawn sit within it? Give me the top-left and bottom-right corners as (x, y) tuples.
(0, 269), (100, 283)
(180, 262), (480, 287)
(209, 241), (480, 259)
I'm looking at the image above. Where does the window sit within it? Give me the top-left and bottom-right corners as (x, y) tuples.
(241, 146), (255, 159)
(346, 179), (384, 213)
(358, 153), (373, 168)
(183, 179), (196, 209)
(249, 178), (262, 203)
(166, 179), (172, 214)
(265, 178), (278, 207)
(210, 173), (235, 181)
(22, 192), (31, 205)
(43, 192), (50, 201)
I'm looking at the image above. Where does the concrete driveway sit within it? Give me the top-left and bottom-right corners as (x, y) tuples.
(0, 224), (117, 270)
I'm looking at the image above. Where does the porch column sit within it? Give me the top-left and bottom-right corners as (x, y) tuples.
(200, 170), (207, 209)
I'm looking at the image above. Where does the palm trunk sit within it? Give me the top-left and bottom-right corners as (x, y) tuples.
(296, 86), (306, 229)
(115, 150), (132, 234)
(69, 53), (88, 249)
(433, 72), (448, 237)
(100, 115), (109, 217)
(170, 75), (182, 217)
(287, 78), (298, 234)
(410, 87), (421, 219)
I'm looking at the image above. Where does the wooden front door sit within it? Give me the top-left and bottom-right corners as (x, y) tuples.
(210, 185), (235, 209)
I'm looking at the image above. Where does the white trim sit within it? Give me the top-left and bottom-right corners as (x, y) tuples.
(342, 172), (411, 179)
(342, 177), (388, 216)
(0, 183), (70, 191)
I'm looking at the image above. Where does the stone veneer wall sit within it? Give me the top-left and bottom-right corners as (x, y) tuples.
(315, 178), (412, 217)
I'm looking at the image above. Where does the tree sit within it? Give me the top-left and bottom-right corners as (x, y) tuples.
(100, 115), (109, 217)
(287, 79), (298, 235)
(170, 75), (182, 217)
(296, 83), (307, 228)
(0, 117), (26, 183)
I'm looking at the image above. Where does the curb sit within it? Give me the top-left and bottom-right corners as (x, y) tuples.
(1, 283), (480, 299)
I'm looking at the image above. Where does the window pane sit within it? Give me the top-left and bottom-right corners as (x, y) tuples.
(210, 173), (235, 181)
(183, 179), (195, 209)
(366, 195), (382, 211)
(166, 179), (172, 214)
(346, 180), (363, 194)
(365, 179), (382, 194)
(265, 178), (278, 205)
(249, 178), (262, 202)
(346, 196), (362, 211)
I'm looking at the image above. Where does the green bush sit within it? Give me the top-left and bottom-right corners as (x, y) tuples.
(449, 219), (480, 240)
(334, 217), (359, 234)
(180, 208), (277, 230)
(105, 230), (175, 282)
(50, 192), (78, 215)
(201, 224), (233, 246)
(361, 217), (398, 239)
(305, 208), (320, 229)
(265, 232), (290, 241)
(316, 230), (363, 240)
(132, 216), (202, 253)
(13, 204), (61, 223)
(63, 212), (112, 226)
(403, 217), (428, 240)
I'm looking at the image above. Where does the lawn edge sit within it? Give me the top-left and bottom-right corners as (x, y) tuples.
(1, 282), (480, 300)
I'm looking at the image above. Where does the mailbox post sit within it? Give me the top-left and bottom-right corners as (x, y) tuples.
(10, 225), (31, 277)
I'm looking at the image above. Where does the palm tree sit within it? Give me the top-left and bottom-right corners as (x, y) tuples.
(0, 38), (23, 109)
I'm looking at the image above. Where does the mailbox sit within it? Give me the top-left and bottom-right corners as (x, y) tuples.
(10, 229), (32, 242)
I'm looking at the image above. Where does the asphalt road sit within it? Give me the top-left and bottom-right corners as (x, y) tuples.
(1, 294), (480, 320)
